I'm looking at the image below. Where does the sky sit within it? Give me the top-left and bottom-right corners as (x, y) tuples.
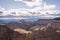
(0, 0), (60, 19)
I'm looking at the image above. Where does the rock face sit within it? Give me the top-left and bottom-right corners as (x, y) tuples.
(0, 24), (11, 40)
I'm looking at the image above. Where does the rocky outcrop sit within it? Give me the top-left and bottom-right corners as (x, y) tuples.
(0, 24), (32, 40)
(0, 24), (11, 40)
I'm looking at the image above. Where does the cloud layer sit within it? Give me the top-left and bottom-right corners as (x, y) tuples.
(0, 0), (60, 19)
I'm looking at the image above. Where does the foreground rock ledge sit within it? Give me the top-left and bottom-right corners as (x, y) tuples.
(0, 24), (60, 40)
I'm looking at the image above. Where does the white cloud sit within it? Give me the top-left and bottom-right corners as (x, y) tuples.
(43, 3), (56, 10)
(0, 8), (60, 18)
(0, 17), (28, 20)
(0, 6), (5, 11)
(14, 0), (56, 10)
(0, 6), (5, 16)
(14, 0), (42, 7)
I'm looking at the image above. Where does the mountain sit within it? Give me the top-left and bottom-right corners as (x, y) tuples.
(6, 19), (34, 30)
(54, 17), (60, 20)
(35, 19), (52, 26)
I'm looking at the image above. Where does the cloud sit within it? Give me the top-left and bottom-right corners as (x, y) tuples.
(14, 0), (56, 9)
(0, 17), (28, 20)
(0, 6), (5, 16)
(0, 8), (60, 18)
(14, 0), (42, 7)
(0, 6), (5, 11)
(14, 0), (56, 15)
(43, 3), (56, 10)
(4, 8), (60, 18)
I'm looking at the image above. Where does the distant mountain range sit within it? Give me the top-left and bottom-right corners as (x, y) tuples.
(54, 17), (60, 20)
